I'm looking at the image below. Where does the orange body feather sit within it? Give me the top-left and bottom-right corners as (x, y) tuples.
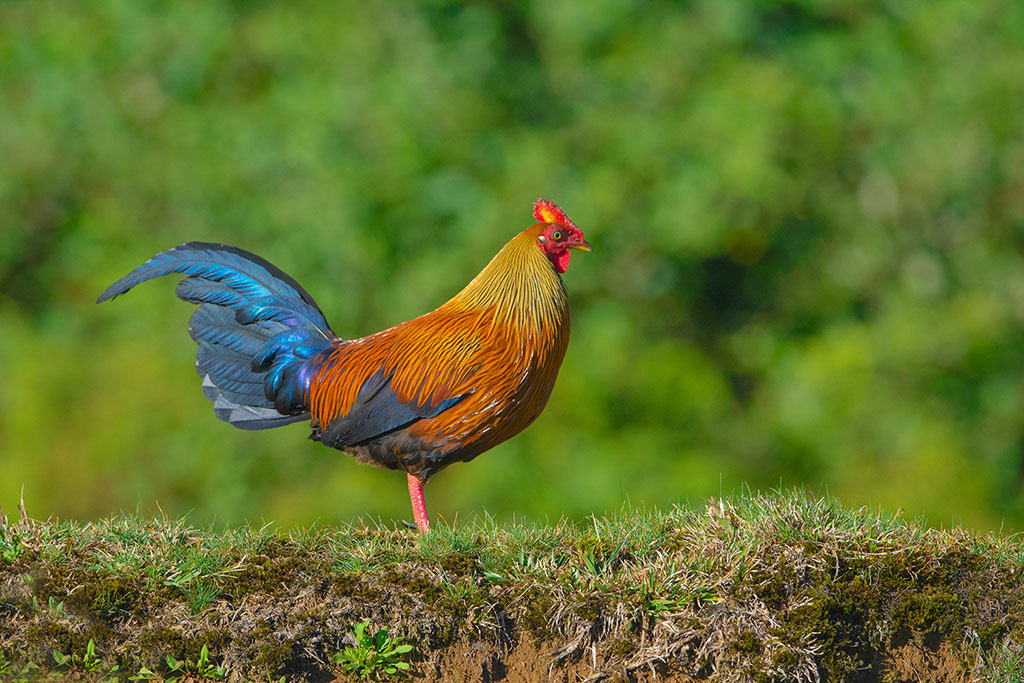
(308, 224), (572, 481)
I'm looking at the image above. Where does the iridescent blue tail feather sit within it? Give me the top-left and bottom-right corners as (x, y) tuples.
(97, 242), (336, 430)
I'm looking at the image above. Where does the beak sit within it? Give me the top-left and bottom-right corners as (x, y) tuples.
(570, 239), (592, 253)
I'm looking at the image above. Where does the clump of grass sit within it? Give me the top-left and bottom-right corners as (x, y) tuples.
(1, 490), (1022, 681)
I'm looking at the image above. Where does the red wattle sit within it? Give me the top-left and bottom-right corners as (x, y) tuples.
(554, 250), (570, 273)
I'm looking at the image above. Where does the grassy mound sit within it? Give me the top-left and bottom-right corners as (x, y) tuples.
(1, 492), (1022, 682)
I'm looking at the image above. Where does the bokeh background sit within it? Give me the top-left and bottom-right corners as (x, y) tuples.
(3, 0), (1024, 532)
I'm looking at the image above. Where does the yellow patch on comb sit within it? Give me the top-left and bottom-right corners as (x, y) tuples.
(535, 203), (560, 224)
(532, 198), (578, 231)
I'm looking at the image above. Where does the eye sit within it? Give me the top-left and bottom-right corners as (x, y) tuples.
(552, 230), (562, 241)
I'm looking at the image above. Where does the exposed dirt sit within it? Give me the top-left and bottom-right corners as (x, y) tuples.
(881, 642), (974, 683)
(0, 641), (984, 683)
(408, 640), (663, 683)
(332, 638), (975, 683)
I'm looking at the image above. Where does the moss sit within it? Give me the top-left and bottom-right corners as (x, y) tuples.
(327, 572), (384, 603)
(438, 552), (478, 575)
(890, 589), (962, 644)
(225, 553), (304, 601)
(575, 596), (603, 622)
(136, 627), (231, 673)
(327, 572), (360, 594)
(252, 640), (294, 675)
(607, 636), (636, 660)
(28, 561), (166, 627)
(763, 549), (1019, 680)
(517, 588), (557, 642)
(772, 648), (799, 668)
(68, 575), (148, 618)
(138, 627), (188, 664)
(250, 618), (274, 643)
(23, 621), (72, 661)
(773, 571), (883, 678)
(382, 570), (442, 602)
(732, 630), (762, 655)
(433, 583), (487, 627)
(327, 577), (376, 606)
(750, 569), (788, 611)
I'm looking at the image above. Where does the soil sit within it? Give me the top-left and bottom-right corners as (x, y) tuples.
(416, 640), (657, 683)
(881, 642), (975, 683)
(320, 639), (975, 683)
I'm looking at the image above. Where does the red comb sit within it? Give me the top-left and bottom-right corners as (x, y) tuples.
(533, 198), (579, 232)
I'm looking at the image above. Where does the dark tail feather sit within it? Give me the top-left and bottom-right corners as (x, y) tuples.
(98, 242), (337, 429)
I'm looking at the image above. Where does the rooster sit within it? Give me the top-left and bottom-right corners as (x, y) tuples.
(98, 199), (590, 532)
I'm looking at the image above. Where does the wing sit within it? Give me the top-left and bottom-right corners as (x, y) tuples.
(316, 364), (468, 448)
(308, 307), (495, 450)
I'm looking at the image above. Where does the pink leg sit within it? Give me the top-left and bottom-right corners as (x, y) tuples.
(407, 473), (430, 533)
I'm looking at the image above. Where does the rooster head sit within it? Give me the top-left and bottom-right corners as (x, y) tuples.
(533, 198), (591, 274)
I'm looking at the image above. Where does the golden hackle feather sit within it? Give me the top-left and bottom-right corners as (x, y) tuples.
(308, 224), (569, 475)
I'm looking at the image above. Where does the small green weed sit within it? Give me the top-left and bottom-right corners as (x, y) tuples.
(333, 621), (413, 679)
(1, 537), (23, 562)
(31, 595), (65, 616)
(53, 638), (121, 677)
(164, 644), (226, 681)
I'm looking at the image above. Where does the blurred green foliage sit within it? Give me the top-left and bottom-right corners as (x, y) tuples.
(2, 0), (1024, 531)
